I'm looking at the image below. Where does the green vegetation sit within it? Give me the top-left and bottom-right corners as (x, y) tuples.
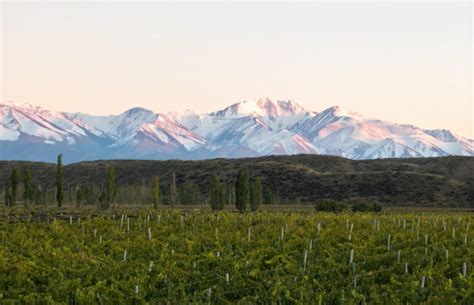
(178, 181), (202, 205)
(235, 168), (249, 213)
(56, 154), (64, 207)
(22, 165), (32, 205)
(106, 165), (116, 208)
(4, 184), (12, 207)
(314, 200), (384, 213)
(152, 176), (160, 209)
(210, 175), (225, 211)
(1, 155), (472, 207)
(0, 208), (472, 303)
(314, 199), (348, 213)
(170, 171), (177, 208)
(352, 201), (383, 213)
(10, 168), (19, 206)
(250, 176), (262, 212)
(0, 154), (471, 302)
(264, 188), (277, 205)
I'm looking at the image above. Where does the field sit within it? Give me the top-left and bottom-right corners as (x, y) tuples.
(0, 208), (473, 304)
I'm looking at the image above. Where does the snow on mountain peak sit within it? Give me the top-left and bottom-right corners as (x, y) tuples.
(319, 105), (360, 118)
(213, 97), (312, 119)
(256, 97), (280, 116)
(0, 102), (105, 142)
(1, 99), (472, 162)
(1, 101), (60, 118)
(256, 97), (309, 116)
(423, 129), (459, 142)
(123, 106), (152, 115)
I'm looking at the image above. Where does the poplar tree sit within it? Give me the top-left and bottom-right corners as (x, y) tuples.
(170, 172), (177, 208)
(210, 175), (225, 211)
(11, 168), (19, 206)
(75, 186), (83, 207)
(250, 176), (262, 212)
(265, 189), (274, 205)
(40, 185), (47, 207)
(235, 168), (249, 213)
(56, 154), (63, 207)
(153, 176), (160, 209)
(106, 165), (116, 208)
(228, 184), (235, 207)
(4, 185), (12, 207)
(250, 180), (255, 209)
(22, 165), (32, 205)
(275, 190), (280, 205)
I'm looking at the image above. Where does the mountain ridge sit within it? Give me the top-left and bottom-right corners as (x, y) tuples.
(1, 99), (472, 162)
(0, 155), (472, 206)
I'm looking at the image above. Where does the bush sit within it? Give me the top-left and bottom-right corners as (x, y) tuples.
(352, 202), (383, 212)
(314, 199), (348, 213)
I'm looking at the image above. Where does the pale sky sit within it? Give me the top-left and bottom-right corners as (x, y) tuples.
(1, 1), (473, 138)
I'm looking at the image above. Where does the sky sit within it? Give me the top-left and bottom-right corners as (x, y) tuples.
(1, 1), (473, 138)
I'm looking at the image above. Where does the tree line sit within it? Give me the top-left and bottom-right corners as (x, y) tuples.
(2, 154), (278, 211)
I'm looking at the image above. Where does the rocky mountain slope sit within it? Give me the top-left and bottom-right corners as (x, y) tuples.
(1, 98), (472, 162)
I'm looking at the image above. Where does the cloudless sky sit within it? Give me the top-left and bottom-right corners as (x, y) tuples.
(1, 1), (472, 137)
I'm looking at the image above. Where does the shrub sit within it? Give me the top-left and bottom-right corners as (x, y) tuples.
(314, 199), (348, 213)
(352, 202), (383, 212)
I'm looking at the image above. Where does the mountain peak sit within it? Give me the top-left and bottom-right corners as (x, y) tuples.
(1, 101), (50, 114)
(321, 105), (345, 116)
(1, 99), (472, 162)
(1, 101), (34, 108)
(122, 107), (155, 117)
(215, 97), (311, 118)
(423, 129), (459, 142)
(317, 105), (366, 121)
(256, 97), (308, 116)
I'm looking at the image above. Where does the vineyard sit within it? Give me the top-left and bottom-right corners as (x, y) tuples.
(0, 208), (473, 304)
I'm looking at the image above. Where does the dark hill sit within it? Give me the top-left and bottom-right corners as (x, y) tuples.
(0, 155), (473, 206)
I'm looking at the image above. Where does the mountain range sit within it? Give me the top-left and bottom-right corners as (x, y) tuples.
(1, 98), (472, 162)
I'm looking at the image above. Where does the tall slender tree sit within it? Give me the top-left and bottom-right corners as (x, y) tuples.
(22, 165), (32, 205)
(56, 154), (63, 207)
(235, 168), (249, 213)
(264, 189), (274, 205)
(106, 165), (116, 208)
(170, 172), (177, 208)
(250, 176), (262, 212)
(228, 184), (235, 207)
(153, 176), (160, 209)
(210, 175), (225, 211)
(250, 180), (255, 209)
(11, 168), (19, 206)
(4, 185), (12, 207)
(40, 185), (47, 207)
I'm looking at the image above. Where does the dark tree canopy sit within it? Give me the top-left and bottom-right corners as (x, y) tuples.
(10, 168), (19, 206)
(210, 175), (225, 211)
(56, 154), (63, 207)
(106, 165), (116, 207)
(250, 176), (262, 212)
(235, 168), (249, 213)
(153, 176), (160, 209)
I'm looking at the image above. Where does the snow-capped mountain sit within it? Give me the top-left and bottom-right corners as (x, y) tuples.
(174, 98), (319, 157)
(0, 102), (113, 162)
(1, 99), (472, 162)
